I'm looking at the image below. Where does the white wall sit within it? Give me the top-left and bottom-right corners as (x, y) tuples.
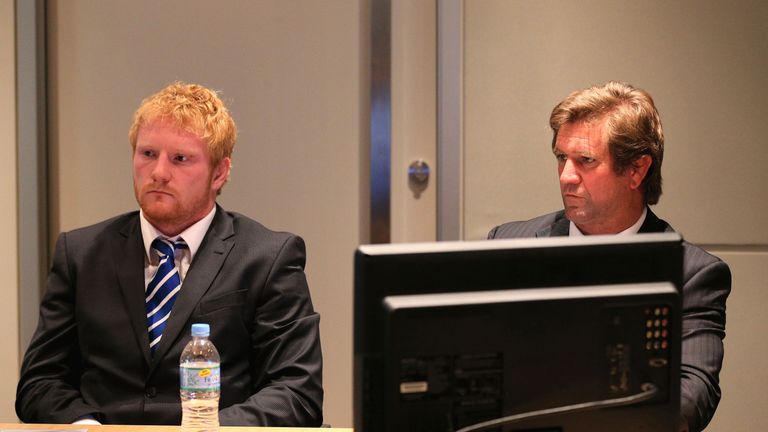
(0, 0), (20, 422)
(706, 250), (768, 431)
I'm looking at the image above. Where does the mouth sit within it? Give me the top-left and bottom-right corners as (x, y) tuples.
(144, 189), (173, 198)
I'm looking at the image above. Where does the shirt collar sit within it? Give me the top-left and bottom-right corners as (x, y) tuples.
(569, 207), (648, 237)
(140, 205), (217, 260)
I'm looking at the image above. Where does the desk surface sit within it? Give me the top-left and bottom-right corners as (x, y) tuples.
(0, 424), (352, 432)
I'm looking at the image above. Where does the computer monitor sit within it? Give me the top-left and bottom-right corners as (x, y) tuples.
(354, 233), (683, 432)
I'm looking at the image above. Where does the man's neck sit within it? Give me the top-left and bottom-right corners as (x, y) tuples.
(144, 206), (215, 238)
(571, 206), (648, 236)
(140, 206), (217, 261)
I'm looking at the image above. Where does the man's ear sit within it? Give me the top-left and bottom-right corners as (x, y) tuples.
(628, 155), (652, 190)
(212, 157), (232, 191)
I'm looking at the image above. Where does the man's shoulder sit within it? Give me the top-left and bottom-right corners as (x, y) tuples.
(645, 210), (730, 275)
(219, 209), (304, 247)
(681, 241), (729, 277)
(211, 209), (309, 265)
(488, 210), (565, 239)
(50, 212), (140, 261)
(61, 211), (140, 240)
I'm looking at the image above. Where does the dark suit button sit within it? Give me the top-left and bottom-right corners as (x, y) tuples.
(146, 386), (157, 398)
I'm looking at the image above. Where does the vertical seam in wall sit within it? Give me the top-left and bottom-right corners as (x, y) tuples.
(370, 0), (391, 244)
(436, 0), (463, 241)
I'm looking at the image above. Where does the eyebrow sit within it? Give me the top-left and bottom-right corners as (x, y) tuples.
(553, 146), (596, 158)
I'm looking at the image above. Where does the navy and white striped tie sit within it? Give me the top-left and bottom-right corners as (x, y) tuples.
(146, 237), (187, 354)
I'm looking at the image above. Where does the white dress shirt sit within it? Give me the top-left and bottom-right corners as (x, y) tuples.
(140, 206), (217, 288)
(569, 207), (648, 237)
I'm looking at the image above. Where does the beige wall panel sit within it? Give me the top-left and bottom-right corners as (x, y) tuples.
(705, 250), (768, 432)
(0, 0), (20, 422)
(462, 0), (768, 244)
(48, 0), (364, 426)
(391, 0), (437, 243)
(459, 1), (767, 429)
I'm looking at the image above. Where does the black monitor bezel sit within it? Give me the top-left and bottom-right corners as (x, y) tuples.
(354, 233), (684, 432)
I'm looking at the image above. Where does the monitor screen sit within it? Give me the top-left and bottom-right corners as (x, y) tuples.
(354, 233), (683, 432)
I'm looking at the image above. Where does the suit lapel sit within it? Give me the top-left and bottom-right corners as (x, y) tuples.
(539, 209), (668, 237)
(537, 211), (570, 237)
(638, 208), (670, 233)
(150, 206), (236, 367)
(116, 215), (154, 367)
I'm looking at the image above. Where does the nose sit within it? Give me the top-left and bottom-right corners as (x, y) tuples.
(150, 156), (172, 183)
(559, 159), (580, 185)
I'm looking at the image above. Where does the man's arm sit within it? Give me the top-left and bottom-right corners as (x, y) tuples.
(679, 246), (731, 432)
(218, 235), (323, 426)
(16, 233), (100, 423)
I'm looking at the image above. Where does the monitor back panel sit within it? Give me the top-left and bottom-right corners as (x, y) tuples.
(377, 284), (680, 432)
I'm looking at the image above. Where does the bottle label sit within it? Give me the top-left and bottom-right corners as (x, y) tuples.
(180, 364), (221, 391)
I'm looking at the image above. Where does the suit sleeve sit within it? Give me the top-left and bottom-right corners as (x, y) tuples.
(487, 225), (500, 239)
(218, 235), (323, 427)
(16, 233), (101, 423)
(679, 251), (731, 432)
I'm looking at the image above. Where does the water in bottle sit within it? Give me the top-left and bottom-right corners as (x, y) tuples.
(180, 323), (221, 432)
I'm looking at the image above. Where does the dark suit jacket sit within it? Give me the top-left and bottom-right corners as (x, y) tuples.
(16, 205), (323, 426)
(488, 209), (731, 432)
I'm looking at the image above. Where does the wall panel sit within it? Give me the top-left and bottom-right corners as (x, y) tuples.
(706, 250), (768, 432)
(459, 1), (768, 430)
(462, 0), (768, 244)
(0, 0), (20, 422)
(47, 0), (364, 426)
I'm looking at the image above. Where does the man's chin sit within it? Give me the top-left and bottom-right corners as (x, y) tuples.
(564, 207), (588, 223)
(140, 202), (178, 223)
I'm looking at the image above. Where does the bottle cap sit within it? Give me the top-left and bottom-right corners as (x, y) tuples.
(191, 323), (210, 337)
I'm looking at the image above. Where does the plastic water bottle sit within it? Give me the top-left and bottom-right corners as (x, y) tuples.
(180, 323), (221, 432)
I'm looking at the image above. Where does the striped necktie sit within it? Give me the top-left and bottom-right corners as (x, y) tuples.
(146, 237), (188, 354)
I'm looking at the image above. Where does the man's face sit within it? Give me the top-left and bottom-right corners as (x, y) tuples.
(553, 120), (638, 234)
(133, 120), (230, 236)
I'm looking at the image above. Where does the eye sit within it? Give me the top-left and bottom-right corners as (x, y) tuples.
(580, 156), (596, 164)
(174, 154), (189, 162)
(554, 153), (567, 162)
(141, 149), (156, 158)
